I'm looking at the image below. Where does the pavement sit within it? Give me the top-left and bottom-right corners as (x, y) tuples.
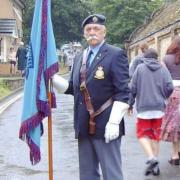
(122, 115), (180, 180)
(0, 79), (180, 180)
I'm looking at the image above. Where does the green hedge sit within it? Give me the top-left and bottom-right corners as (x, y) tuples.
(0, 79), (11, 99)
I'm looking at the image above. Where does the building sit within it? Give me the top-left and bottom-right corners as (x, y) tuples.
(127, 0), (180, 62)
(0, 0), (25, 64)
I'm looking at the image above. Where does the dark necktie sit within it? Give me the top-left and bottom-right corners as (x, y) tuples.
(86, 50), (93, 68)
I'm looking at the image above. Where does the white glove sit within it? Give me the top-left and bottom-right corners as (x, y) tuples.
(105, 122), (119, 143)
(52, 74), (69, 93)
(104, 101), (129, 143)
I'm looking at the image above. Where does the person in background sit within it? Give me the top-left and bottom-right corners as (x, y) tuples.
(16, 41), (27, 76)
(52, 14), (130, 180)
(129, 48), (173, 176)
(8, 47), (17, 74)
(67, 50), (75, 72)
(129, 42), (148, 78)
(160, 36), (180, 166)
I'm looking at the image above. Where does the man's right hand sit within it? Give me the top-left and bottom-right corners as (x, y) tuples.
(52, 74), (69, 93)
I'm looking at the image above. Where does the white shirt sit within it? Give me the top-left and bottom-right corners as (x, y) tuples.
(137, 111), (164, 119)
(173, 80), (180, 87)
(87, 40), (105, 66)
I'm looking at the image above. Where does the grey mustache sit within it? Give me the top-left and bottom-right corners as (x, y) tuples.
(86, 36), (98, 41)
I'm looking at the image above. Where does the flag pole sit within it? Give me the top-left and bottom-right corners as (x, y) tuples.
(48, 80), (53, 180)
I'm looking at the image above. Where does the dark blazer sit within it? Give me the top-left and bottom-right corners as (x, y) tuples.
(65, 43), (130, 139)
(16, 46), (27, 71)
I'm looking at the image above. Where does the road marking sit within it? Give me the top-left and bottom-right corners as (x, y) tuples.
(0, 93), (23, 114)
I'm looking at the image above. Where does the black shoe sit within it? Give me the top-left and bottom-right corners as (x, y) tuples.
(152, 164), (160, 176)
(168, 158), (180, 165)
(145, 159), (159, 176)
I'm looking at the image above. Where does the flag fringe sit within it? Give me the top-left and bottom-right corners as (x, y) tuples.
(28, 135), (41, 165)
(19, 112), (44, 138)
(37, 100), (50, 116)
(19, 112), (44, 164)
(45, 62), (59, 82)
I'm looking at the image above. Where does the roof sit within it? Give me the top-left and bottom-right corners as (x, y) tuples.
(0, 19), (16, 35)
(129, 0), (180, 44)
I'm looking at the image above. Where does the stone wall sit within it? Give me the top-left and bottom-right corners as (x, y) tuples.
(2, 78), (24, 90)
(128, 25), (180, 62)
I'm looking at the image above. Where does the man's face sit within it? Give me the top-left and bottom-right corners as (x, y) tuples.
(84, 24), (106, 47)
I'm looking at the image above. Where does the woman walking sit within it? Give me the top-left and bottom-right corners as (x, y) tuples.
(161, 36), (180, 166)
(8, 47), (17, 74)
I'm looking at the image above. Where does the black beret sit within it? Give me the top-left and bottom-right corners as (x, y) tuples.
(82, 14), (106, 28)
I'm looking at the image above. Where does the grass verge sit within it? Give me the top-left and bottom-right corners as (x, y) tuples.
(0, 79), (11, 99)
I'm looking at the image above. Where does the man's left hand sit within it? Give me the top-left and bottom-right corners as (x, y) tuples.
(104, 122), (119, 143)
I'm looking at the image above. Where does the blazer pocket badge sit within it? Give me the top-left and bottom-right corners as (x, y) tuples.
(94, 66), (105, 79)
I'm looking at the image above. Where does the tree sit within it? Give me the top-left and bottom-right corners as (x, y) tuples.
(23, 0), (164, 47)
(91, 0), (163, 47)
(51, 0), (91, 47)
(22, 0), (35, 43)
(23, 0), (90, 47)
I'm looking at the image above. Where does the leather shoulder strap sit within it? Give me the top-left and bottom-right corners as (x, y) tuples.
(80, 49), (88, 82)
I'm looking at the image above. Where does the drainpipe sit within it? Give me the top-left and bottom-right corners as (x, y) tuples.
(0, 38), (2, 56)
(3, 37), (7, 62)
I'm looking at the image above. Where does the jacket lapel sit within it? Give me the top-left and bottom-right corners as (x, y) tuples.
(73, 53), (83, 85)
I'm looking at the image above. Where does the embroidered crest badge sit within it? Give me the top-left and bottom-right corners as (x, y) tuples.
(94, 66), (105, 79)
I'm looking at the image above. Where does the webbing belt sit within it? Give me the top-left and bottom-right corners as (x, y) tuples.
(80, 50), (113, 134)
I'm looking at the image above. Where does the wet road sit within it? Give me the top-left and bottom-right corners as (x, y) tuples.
(0, 92), (180, 180)
(0, 93), (79, 180)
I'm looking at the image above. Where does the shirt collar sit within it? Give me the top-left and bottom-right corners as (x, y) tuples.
(89, 40), (105, 54)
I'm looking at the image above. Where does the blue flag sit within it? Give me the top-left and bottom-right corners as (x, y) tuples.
(19, 0), (59, 165)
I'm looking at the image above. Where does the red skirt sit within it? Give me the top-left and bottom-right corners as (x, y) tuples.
(161, 87), (180, 142)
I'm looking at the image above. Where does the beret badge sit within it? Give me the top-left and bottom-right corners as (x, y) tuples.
(92, 16), (98, 23)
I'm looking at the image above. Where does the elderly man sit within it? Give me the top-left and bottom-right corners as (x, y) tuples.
(16, 41), (27, 76)
(53, 14), (130, 180)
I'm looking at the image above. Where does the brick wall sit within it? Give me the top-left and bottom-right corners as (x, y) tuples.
(0, 63), (11, 75)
